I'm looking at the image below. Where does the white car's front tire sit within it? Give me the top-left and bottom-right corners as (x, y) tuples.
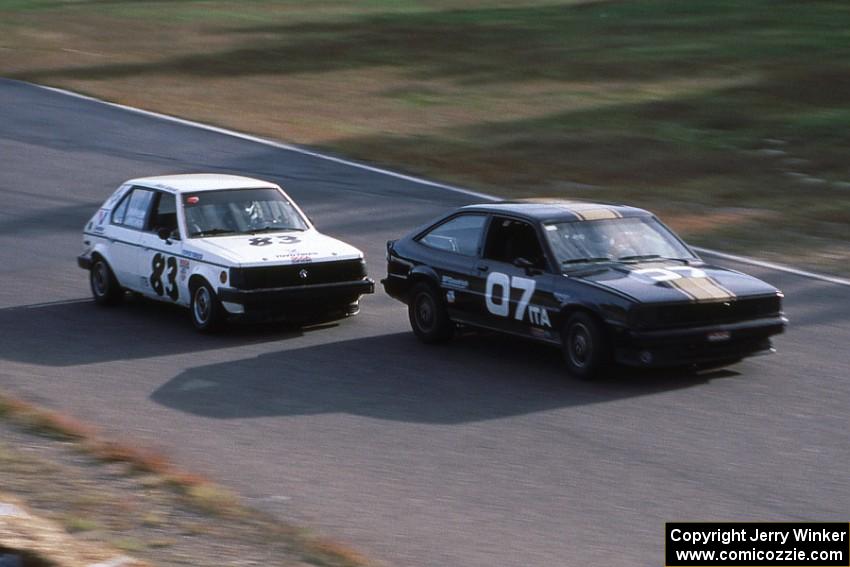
(190, 281), (223, 332)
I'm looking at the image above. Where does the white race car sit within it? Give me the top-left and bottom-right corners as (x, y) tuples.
(78, 174), (373, 330)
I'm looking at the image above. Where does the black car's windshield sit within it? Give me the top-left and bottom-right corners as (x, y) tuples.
(543, 217), (696, 268)
(183, 188), (308, 238)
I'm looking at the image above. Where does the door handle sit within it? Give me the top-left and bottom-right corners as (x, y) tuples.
(476, 263), (489, 272)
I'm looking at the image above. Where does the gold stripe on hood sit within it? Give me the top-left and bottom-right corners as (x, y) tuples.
(668, 276), (736, 302)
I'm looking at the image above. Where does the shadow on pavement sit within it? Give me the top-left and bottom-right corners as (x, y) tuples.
(152, 331), (738, 424)
(0, 296), (333, 367)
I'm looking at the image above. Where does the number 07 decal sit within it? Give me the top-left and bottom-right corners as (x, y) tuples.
(485, 272), (535, 320)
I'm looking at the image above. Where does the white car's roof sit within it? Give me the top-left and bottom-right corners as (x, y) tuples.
(126, 174), (280, 193)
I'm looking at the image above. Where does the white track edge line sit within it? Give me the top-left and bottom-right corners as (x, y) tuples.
(31, 82), (497, 202)
(28, 81), (849, 288)
(692, 247), (850, 286)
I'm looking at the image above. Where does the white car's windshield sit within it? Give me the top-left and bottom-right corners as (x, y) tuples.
(544, 216), (696, 268)
(183, 188), (308, 238)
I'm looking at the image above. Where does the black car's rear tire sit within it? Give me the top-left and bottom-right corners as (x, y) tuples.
(562, 312), (609, 380)
(190, 281), (224, 332)
(89, 257), (123, 306)
(408, 282), (454, 343)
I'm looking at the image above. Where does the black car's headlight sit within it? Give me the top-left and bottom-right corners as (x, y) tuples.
(628, 305), (657, 328)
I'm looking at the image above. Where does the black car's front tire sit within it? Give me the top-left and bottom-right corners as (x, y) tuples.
(89, 257), (123, 306)
(190, 281), (224, 332)
(408, 282), (454, 343)
(562, 312), (610, 380)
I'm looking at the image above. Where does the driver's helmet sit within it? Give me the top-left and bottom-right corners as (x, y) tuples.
(240, 200), (262, 222)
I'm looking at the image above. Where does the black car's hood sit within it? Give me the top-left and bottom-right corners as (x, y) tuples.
(570, 261), (779, 303)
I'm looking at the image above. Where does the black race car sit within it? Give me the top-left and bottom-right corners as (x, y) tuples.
(382, 201), (787, 379)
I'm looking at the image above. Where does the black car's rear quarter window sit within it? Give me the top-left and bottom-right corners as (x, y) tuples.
(418, 214), (486, 256)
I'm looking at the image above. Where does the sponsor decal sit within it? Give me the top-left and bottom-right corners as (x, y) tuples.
(183, 250), (204, 260)
(178, 258), (190, 281)
(93, 225), (105, 233)
(186, 196), (200, 205)
(527, 305), (552, 328)
(97, 209), (108, 224)
(274, 251), (318, 263)
(446, 290), (456, 303)
(441, 275), (470, 289)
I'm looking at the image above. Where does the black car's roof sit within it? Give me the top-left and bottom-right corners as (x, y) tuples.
(459, 199), (653, 223)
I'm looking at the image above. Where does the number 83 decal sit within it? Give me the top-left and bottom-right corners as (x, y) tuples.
(151, 253), (179, 300)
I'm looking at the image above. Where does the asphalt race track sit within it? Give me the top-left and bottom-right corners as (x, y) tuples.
(1, 78), (848, 567)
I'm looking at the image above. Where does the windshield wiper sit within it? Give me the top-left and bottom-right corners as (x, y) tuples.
(618, 254), (690, 263)
(193, 228), (237, 237)
(562, 257), (613, 265)
(248, 226), (306, 234)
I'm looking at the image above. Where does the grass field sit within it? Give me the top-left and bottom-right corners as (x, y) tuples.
(1, 0), (848, 272)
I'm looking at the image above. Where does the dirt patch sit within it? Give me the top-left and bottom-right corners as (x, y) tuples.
(0, 395), (375, 567)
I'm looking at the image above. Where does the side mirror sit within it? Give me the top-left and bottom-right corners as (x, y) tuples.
(157, 227), (172, 241)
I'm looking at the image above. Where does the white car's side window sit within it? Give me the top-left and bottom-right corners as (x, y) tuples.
(111, 193), (131, 225)
(123, 189), (155, 230)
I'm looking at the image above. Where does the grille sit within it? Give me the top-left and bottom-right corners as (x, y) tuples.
(633, 295), (782, 329)
(230, 259), (366, 290)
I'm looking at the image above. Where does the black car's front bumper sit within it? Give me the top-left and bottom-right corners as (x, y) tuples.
(613, 315), (787, 367)
(217, 278), (374, 321)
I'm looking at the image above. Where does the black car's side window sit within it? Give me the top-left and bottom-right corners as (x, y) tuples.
(483, 217), (546, 269)
(419, 214), (486, 256)
(146, 192), (180, 239)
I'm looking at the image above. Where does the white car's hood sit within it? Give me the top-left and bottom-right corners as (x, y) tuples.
(184, 229), (363, 267)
